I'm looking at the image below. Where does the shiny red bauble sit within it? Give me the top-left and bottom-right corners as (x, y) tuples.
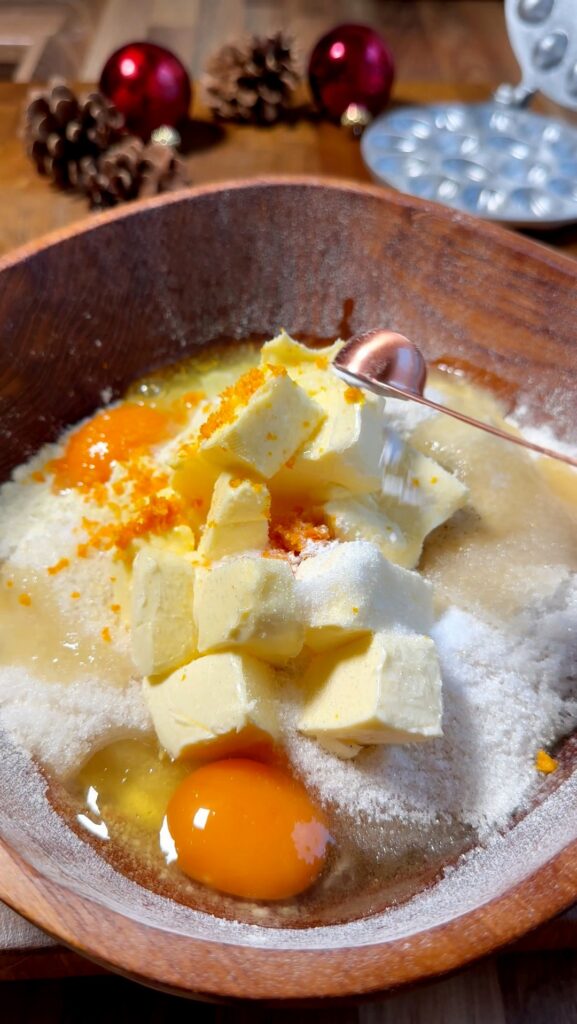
(308, 23), (395, 121)
(99, 42), (192, 140)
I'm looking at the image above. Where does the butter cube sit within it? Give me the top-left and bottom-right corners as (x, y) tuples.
(316, 737), (363, 759)
(324, 492), (419, 569)
(131, 547), (196, 677)
(198, 472), (270, 560)
(144, 651), (278, 760)
(205, 471), (270, 524)
(194, 555), (303, 664)
(137, 524), (196, 565)
(170, 451), (220, 534)
(381, 445), (468, 540)
(260, 331), (343, 389)
(324, 441), (467, 571)
(299, 631), (443, 746)
(199, 521), (268, 562)
(272, 382), (383, 497)
(262, 333), (382, 494)
(199, 367), (324, 478)
(295, 541), (433, 651)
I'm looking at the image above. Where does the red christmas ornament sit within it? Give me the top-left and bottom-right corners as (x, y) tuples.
(308, 24), (394, 124)
(100, 42), (192, 141)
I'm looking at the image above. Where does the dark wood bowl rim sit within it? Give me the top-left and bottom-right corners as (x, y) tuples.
(1, 177), (576, 1002)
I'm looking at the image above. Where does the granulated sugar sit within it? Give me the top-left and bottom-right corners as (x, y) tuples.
(283, 572), (577, 837)
(0, 440), (150, 774)
(0, 668), (151, 775)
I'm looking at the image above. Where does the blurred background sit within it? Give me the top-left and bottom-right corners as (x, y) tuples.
(0, 0), (517, 86)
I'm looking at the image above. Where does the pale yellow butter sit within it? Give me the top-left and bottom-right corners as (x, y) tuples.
(144, 651), (278, 760)
(272, 391), (382, 497)
(316, 737), (363, 759)
(170, 451), (219, 535)
(194, 555), (303, 664)
(323, 491), (418, 568)
(299, 631), (443, 745)
(131, 547), (196, 677)
(198, 472), (270, 560)
(263, 333), (383, 495)
(295, 540), (433, 651)
(205, 471), (270, 524)
(380, 445), (468, 541)
(324, 441), (467, 570)
(134, 524), (196, 566)
(260, 332), (343, 389)
(199, 521), (268, 561)
(200, 370), (324, 478)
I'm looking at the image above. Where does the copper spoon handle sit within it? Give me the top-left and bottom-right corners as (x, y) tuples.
(334, 364), (577, 469)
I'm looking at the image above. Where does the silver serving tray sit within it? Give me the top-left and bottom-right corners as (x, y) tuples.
(361, 102), (577, 228)
(362, 0), (577, 226)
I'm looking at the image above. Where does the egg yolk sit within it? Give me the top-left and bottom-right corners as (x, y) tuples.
(53, 404), (170, 488)
(166, 758), (331, 901)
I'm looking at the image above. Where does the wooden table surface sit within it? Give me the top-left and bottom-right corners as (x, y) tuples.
(1, 81), (577, 261)
(2, 77), (577, 1021)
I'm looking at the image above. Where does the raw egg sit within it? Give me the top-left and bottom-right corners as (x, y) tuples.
(166, 758), (331, 900)
(53, 403), (170, 488)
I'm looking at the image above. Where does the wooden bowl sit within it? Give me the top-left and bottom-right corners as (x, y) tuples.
(1, 178), (577, 1002)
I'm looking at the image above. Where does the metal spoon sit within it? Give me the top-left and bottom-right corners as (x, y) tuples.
(333, 329), (577, 469)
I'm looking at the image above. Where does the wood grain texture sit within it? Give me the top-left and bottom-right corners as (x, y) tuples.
(0, 80), (576, 263)
(3, 176), (577, 477)
(0, 181), (577, 1004)
(4, 0), (515, 86)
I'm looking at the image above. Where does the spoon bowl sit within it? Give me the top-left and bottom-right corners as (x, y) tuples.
(335, 328), (577, 467)
(333, 329), (427, 398)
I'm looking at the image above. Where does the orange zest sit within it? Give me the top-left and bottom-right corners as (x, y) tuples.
(536, 749), (558, 774)
(269, 507), (332, 555)
(198, 365), (286, 441)
(77, 459), (192, 558)
(47, 557), (69, 575)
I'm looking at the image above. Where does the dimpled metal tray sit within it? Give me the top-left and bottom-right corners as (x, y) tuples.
(506, 0), (577, 110)
(361, 102), (577, 227)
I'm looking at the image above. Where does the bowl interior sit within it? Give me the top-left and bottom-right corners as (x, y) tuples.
(1, 180), (577, 1000)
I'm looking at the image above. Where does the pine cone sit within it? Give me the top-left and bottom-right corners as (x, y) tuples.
(23, 79), (125, 189)
(139, 142), (191, 198)
(78, 137), (190, 210)
(203, 32), (299, 124)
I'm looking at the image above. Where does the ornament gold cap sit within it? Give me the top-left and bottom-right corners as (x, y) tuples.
(150, 124), (181, 148)
(340, 102), (372, 135)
